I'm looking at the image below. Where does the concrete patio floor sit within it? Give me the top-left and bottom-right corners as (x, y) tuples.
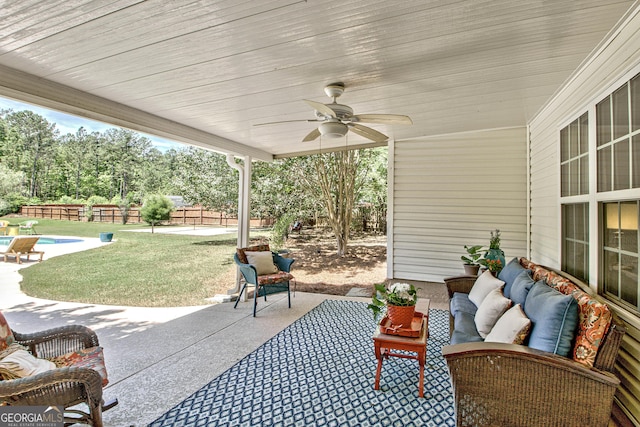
(0, 234), (449, 426)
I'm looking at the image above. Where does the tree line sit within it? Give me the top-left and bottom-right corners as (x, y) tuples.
(0, 109), (388, 253)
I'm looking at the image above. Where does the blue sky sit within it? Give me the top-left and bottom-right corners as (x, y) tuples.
(0, 96), (183, 153)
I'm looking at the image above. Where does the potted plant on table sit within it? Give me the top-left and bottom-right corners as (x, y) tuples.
(368, 282), (418, 327)
(461, 244), (485, 276)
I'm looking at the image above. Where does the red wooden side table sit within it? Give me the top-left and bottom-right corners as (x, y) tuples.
(372, 299), (430, 397)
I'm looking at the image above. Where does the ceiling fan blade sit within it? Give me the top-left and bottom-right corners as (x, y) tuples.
(348, 123), (389, 142)
(302, 128), (321, 142)
(353, 114), (413, 125)
(254, 119), (320, 126)
(304, 99), (337, 118)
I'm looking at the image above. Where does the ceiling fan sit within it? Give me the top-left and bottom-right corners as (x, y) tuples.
(255, 82), (412, 143)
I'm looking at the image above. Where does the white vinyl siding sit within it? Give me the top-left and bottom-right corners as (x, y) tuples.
(529, 5), (640, 424)
(391, 127), (527, 282)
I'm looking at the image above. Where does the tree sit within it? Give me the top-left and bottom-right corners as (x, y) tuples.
(291, 150), (354, 256)
(1, 110), (58, 198)
(140, 194), (174, 233)
(354, 147), (388, 232)
(0, 163), (26, 215)
(172, 147), (237, 214)
(289, 148), (387, 256)
(250, 159), (320, 221)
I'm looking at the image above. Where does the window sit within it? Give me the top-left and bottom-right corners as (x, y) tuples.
(562, 204), (589, 281)
(560, 113), (589, 196)
(560, 114), (589, 281)
(601, 201), (640, 311)
(597, 74), (640, 192)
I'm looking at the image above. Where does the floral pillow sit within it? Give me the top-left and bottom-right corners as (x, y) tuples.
(50, 346), (109, 387)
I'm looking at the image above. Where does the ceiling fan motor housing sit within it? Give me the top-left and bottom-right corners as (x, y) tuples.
(315, 103), (353, 120)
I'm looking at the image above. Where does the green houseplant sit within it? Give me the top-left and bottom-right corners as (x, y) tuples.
(461, 244), (484, 276)
(368, 282), (418, 327)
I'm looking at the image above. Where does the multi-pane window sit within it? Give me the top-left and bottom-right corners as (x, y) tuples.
(561, 113), (589, 196)
(560, 113), (589, 281)
(601, 201), (640, 311)
(597, 73), (640, 192)
(562, 203), (589, 282)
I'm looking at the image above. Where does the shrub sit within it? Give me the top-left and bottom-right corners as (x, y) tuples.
(270, 213), (297, 250)
(111, 195), (134, 224)
(0, 198), (10, 216)
(84, 195), (109, 221)
(4, 193), (28, 214)
(140, 195), (174, 233)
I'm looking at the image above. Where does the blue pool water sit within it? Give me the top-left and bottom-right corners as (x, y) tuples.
(0, 236), (84, 245)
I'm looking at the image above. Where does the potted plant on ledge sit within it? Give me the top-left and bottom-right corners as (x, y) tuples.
(461, 244), (484, 276)
(368, 282), (418, 327)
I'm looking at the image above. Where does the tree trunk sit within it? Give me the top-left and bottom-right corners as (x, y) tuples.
(312, 151), (357, 256)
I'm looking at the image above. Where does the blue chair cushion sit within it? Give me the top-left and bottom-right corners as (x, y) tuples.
(450, 311), (484, 345)
(524, 281), (579, 357)
(509, 270), (536, 307)
(450, 292), (478, 317)
(499, 257), (526, 298)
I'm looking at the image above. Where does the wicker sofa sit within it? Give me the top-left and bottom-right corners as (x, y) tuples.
(443, 257), (625, 427)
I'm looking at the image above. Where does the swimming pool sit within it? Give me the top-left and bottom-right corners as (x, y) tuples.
(0, 236), (84, 245)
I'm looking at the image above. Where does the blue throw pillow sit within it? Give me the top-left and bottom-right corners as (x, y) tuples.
(509, 270), (535, 307)
(498, 257), (526, 298)
(524, 282), (579, 357)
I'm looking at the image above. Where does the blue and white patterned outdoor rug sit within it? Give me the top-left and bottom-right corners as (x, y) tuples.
(148, 300), (454, 427)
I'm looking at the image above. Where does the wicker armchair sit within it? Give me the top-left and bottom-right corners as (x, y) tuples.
(233, 245), (295, 317)
(443, 273), (625, 427)
(0, 323), (117, 426)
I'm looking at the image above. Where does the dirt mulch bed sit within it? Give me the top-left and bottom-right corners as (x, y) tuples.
(250, 230), (386, 297)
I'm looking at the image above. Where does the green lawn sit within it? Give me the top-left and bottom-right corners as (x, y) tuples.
(2, 217), (265, 307)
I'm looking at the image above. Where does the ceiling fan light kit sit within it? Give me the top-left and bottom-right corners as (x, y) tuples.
(319, 120), (348, 138)
(256, 82), (412, 143)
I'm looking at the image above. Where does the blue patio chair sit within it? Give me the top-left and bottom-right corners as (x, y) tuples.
(233, 245), (295, 317)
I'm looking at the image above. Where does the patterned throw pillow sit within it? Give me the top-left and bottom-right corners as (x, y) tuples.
(553, 281), (612, 368)
(0, 312), (15, 352)
(50, 346), (109, 387)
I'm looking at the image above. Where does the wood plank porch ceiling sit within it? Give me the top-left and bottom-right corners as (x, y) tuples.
(0, 0), (634, 159)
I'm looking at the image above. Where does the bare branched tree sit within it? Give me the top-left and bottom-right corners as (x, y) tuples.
(295, 149), (364, 256)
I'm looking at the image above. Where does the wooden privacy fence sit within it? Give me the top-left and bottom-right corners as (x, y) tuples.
(20, 204), (275, 227)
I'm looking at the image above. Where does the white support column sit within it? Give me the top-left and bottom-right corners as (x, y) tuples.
(241, 155), (252, 248)
(226, 154), (252, 297)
